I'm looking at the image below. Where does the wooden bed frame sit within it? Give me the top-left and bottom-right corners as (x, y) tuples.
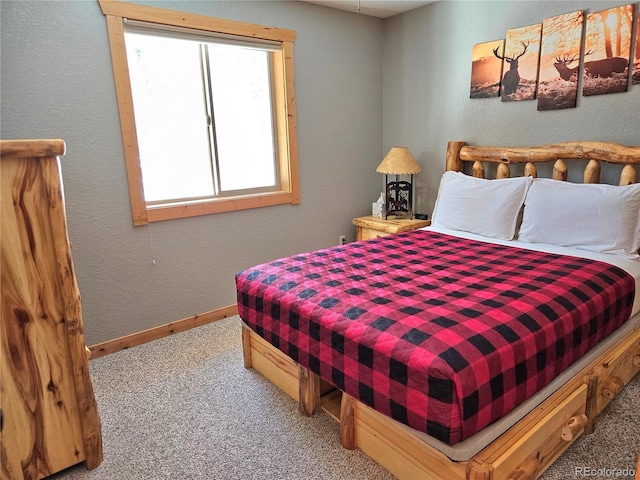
(241, 141), (640, 480)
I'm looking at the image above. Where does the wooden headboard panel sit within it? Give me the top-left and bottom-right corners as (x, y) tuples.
(445, 141), (640, 185)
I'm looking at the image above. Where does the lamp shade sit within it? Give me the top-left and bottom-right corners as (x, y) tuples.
(376, 147), (422, 175)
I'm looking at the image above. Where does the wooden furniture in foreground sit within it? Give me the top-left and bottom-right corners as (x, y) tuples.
(241, 140), (640, 480)
(352, 215), (431, 241)
(1, 140), (103, 479)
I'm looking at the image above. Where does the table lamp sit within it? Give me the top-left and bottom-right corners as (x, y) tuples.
(376, 147), (422, 219)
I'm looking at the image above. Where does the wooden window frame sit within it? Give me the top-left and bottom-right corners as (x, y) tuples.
(99, 1), (299, 225)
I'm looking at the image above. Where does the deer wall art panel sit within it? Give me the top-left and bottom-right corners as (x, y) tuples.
(537, 10), (585, 111)
(470, 39), (504, 98)
(582, 4), (634, 96)
(631, 8), (639, 84)
(469, 5), (639, 107)
(495, 24), (542, 102)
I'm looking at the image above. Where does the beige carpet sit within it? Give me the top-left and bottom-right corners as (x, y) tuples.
(52, 316), (639, 480)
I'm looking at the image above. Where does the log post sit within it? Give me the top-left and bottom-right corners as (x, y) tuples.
(561, 414), (588, 441)
(339, 393), (356, 450)
(584, 375), (598, 434)
(552, 159), (568, 181)
(524, 162), (537, 178)
(241, 325), (252, 369)
(583, 159), (601, 184)
(446, 141), (466, 172)
(620, 164), (637, 185)
(497, 163), (510, 179)
(298, 366), (320, 416)
(472, 161), (485, 178)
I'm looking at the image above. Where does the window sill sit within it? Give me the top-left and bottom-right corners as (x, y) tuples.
(142, 190), (298, 224)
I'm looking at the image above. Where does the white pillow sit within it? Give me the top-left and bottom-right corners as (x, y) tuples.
(519, 179), (640, 257)
(432, 171), (532, 240)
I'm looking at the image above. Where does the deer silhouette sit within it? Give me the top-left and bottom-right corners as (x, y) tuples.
(554, 49), (627, 81)
(493, 41), (529, 96)
(584, 57), (628, 78)
(553, 51), (584, 81)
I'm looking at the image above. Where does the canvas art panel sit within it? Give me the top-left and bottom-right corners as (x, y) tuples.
(633, 12), (640, 84)
(496, 24), (542, 102)
(537, 11), (584, 111)
(583, 4), (634, 96)
(470, 39), (504, 98)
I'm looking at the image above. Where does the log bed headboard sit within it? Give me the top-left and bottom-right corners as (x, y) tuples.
(445, 141), (640, 185)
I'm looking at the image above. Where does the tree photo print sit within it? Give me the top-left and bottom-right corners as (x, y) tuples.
(582, 4), (634, 96)
(470, 39), (505, 98)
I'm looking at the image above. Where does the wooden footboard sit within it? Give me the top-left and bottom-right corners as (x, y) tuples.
(242, 323), (640, 480)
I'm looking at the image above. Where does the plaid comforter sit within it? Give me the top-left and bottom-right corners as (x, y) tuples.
(236, 230), (634, 445)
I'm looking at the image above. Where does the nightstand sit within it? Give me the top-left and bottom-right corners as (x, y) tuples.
(352, 215), (431, 241)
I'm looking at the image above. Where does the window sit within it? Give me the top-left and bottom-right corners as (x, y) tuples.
(100, 1), (299, 225)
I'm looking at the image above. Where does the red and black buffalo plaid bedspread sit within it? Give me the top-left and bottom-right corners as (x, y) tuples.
(236, 230), (634, 445)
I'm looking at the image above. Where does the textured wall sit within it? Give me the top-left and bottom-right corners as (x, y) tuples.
(1, 1), (383, 344)
(383, 1), (640, 214)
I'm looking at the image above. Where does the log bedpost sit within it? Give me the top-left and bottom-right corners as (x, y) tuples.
(552, 159), (568, 181)
(524, 162), (537, 178)
(446, 141), (466, 172)
(339, 393), (356, 450)
(620, 164), (637, 185)
(584, 375), (598, 434)
(497, 163), (510, 179)
(472, 161), (485, 178)
(298, 366), (320, 416)
(242, 325), (252, 368)
(583, 159), (601, 184)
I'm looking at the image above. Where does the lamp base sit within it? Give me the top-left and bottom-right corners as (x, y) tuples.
(385, 179), (412, 219)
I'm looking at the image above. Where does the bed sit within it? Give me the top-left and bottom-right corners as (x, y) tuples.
(236, 140), (640, 480)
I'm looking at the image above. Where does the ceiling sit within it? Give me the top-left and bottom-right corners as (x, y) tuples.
(300, 0), (434, 18)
